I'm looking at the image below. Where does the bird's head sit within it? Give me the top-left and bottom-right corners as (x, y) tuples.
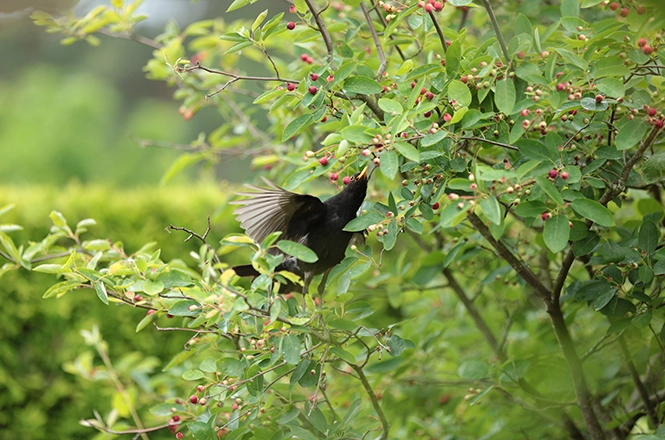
(330, 165), (370, 211)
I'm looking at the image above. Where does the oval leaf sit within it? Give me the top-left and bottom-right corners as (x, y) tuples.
(276, 240), (318, 263)
(570, 198), (615, 227)
(344, 76), (383, 95)
(544, 215), (570, 253)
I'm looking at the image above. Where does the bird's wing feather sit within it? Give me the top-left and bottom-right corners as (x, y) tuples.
(231, 178), (324, 245)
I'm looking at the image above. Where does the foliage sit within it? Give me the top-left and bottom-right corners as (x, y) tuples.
(20, 0), (665, 439)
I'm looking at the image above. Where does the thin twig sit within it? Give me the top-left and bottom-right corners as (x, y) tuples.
(619, 335), (659, 427)
(304, 0), (335, 66)
(350, 364), (390, 440)
(370, 0), (405, 60)
(361, 2), (387, 77)
(460, 136), (519, 151)
(479, 0), (510, 66)
(428, 11), (447, 54)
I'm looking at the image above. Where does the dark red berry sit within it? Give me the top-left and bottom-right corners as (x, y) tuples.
(308, 85), (318, 95)
(648, 107), (657, 117)
(425, 91), (434, 100)
(609, 2), (618, 10)
(619, 7), (629, 17)
(286, 22), (296, 30)
(548, 169), (558, 179)
(189, 395), (198, 404)
(432, 202), (440, 210)
(310, 73), (319, 81)
(319, 157), (328, 166)
(595, 94), (603, 103)
(343, 176), (351, 185)
(330, 172), (338, 181)
(638, 38), (648, 47)
(176, 432), (183, 440)
(516, 51), (525, 59)
(286, 83), (295, 91)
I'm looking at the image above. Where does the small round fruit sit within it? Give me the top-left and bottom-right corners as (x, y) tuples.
(286, 22), (296, 30)
(308, 85), (318, 95)
(300, 54), (309, 61)
(425, 3), (433, 12)
(619, 7), (629, 17)
(561, 171), (569, 180)
(432, 202), (440, 210)
(176, 432), (183, 440)
(361, 148), (371, 157)
(443, 113), (452, 122)
(548, 169), (558, 179)
(648, 107), (657, 117)
(516, 51), (525, 59)
(595, 94), (604, 103)
(638, 38), (648, 47)
(609, 2), (619, 10)
(636, 5), (645, 14)
(642, 45), (654, 55)
(327, 75), (334, 82)
(286, 83), (295, 91)
(189, 395), (198, 404)
(319, 157), (328, 166)
(343, 176), (351, 185)
(330, 172), (338, 181)
(310, 73), (319, 81)
(433, 1), (443, 11)
(425, 91), (434, 100)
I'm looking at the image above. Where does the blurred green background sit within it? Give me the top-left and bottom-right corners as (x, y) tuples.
(0, 1), (272, 437)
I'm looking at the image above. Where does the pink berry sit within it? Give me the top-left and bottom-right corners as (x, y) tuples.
(638, 38), (648, 47)
(343, 176), (351, 185)
(548, 169), (558, 179)
(648, 108), (657, 117)
(541, 212), (550, 221)
(189, 395), (198, 404)
(147, 309), (155, 315)
(561, 171), (569, 180)
(286, 22), (296, 30)
(609, 2), (618, 10)
(595, 94), (603, 103)
(330, 172), (338, 181)
(418, 0), (425, 7)
(310, 73), (319, 81)
(521, 109), (530, 117)
(286, 83), (295, 91)
(425, 3), (433, 12)
(300, 54), (309, 61)
(425, 92), (434, 100)
(133, 294), (142, 301)
(443, 113), (452, 122)
(319, 157), (328, 166)
(308, 85), (318, 95)
(232, 403), (239, 410)
(642, 45), (654, 55)
(556, 83), (565, 91)
(176, 432), (183, 440)
(433, 1), (443, 11)
(289, 5), (296, 13)
(361, 149), (371, 156)
(620, 7), (629, 17)
(327, 75), (334, 82)
(516, 51), (525, 59)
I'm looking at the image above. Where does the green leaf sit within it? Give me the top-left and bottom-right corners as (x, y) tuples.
(189, 421), (217, 440)
(281, 334), (301, 365)
(378, 98), (403, 114)
(448, 79), (472, 107)
(276, 240), (318, 263)
(643, 151), (665, 184)
(480, 197), (502, 225)
(515, 200), (548, 218)
(570, 198), (615, 227)
(638, 220), (659, 254)
(556, 48), (588, 70)
(33, 263), (64, 274)
(226, 0), (250, 12)
(517, 139), (556, 163)
(446, 39), (461, 76)
(135, 311), (156, 333)
(251, 9), (268, 32)
(160, 153), (204, 185)
(382, 220), (398, 251)
(282, 114), (314, 141)
(581, 97), (608, 111)
(544, 215), (570, 253)
(94, 282), (109, 305)
(534, 176), (564, 206)
(394, 141), (420, 162)
(495, 79), (516, 114)
(616, 118), (648, 151)
(182, 369), (205, 381)
(343, 76), (383, 95)
(458, 360), (488, 380)
(42, 280), (80, 299)
(330, 347), (356, 364)
(560, 0), (579, 17)
(595, 77), (624, 98)
(344, 211), (384, 232)
(218, 358), (246, 377)
(168, 300), (201, 317)
(381, 150), (398, 180)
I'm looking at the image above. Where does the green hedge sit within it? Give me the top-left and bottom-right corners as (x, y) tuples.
(0, 184), (233, 439)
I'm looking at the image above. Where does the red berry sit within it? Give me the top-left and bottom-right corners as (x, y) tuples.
(648, 107), (657, 117)
(425, 3), (433, 12)
(619, 7), (629, 17)
(425, 92), (434, 100)
(147, 309), (156, 315)
(595, 94), (604, 103)
(176, 432), (183, 440)
(638, 38), (648, 47)
(286, 22), (296, 30)
(561, 171), (569, 180)
(420, 87), (427, 95)
(189, 395), (198, 404)
(300, 54), (309, 61)
(196, 385), (204, 392)
(321, 116), (327, 122)
(330, 172), (338, 181)
(308, 85), (318, 95)
(443, 113), (452, 122)
(433, 1), (443, 11)
(516, 51), (525, 59)
(232, 403), (239, 411)
(655, 120), (664, 129)
(310, 73), (319, 81)
(424, 111), (432, 118)
(171, 416), (180, 423)
(289, 5), (296, 13)
(432, 202), (440, 210)
(548, 169), (558, 179)
(133, 294), (142, 301)
(327, 75), (334, 82)
(642, 45), (654, 55)
(541, 212), (550, 221)
(609, 2), (618, 10)
(343, 176), (351, 185)
(319, 157), (328, 166)
(286, 83), (295, 91)
(521, 109), (530, 117)
(556, 83), (565, 91)
(305, 56), (313, 64)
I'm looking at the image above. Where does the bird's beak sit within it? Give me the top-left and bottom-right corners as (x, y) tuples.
(358, 165), (369, 180)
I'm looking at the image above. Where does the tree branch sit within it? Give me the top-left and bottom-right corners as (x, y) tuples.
(479, 0), (511, 66)
(618, 336), (659, 427)
(361, 2), (387, 77)
(460, 136), (519, 151)
(350, 364), (390, 440)
(304, 0), (335, 66)
(428, 11), (447, 54)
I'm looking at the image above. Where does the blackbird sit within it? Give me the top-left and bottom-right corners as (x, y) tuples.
(231, 166), (369, 296)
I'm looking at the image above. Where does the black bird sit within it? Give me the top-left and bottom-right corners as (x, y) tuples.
(231, 166), (369, 296)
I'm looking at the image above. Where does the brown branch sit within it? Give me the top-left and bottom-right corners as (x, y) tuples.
(428, 11), (447, 54)
(618, 336), (659, 427)
(361, 2), (387, 77)
(97, 28), (163, 49)
(304, 0), (334, 66)
(467, 212), (550, 300)
(370, 1), (405, 60)
(479, 0), (510, 66)
(552, 249), (576, 302)
(350, 364), (390, 440)
(460, 136), (519, 151)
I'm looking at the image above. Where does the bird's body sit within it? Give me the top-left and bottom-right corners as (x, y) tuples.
(231, 167), (369, 295)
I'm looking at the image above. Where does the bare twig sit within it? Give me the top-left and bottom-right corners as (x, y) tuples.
(370, 1), (405, 60)
(304, 0), (335, 65)
(428, 11), (447, 54)
(350, 364), (390, 440)
(361, 2), (387, 77)
(479, 0), (511, 66)
(460, 136), (519, 151)
(619, 336), (659, 427)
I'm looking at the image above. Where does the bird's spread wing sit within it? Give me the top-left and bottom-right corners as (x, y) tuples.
(231, 177), (325, 245)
